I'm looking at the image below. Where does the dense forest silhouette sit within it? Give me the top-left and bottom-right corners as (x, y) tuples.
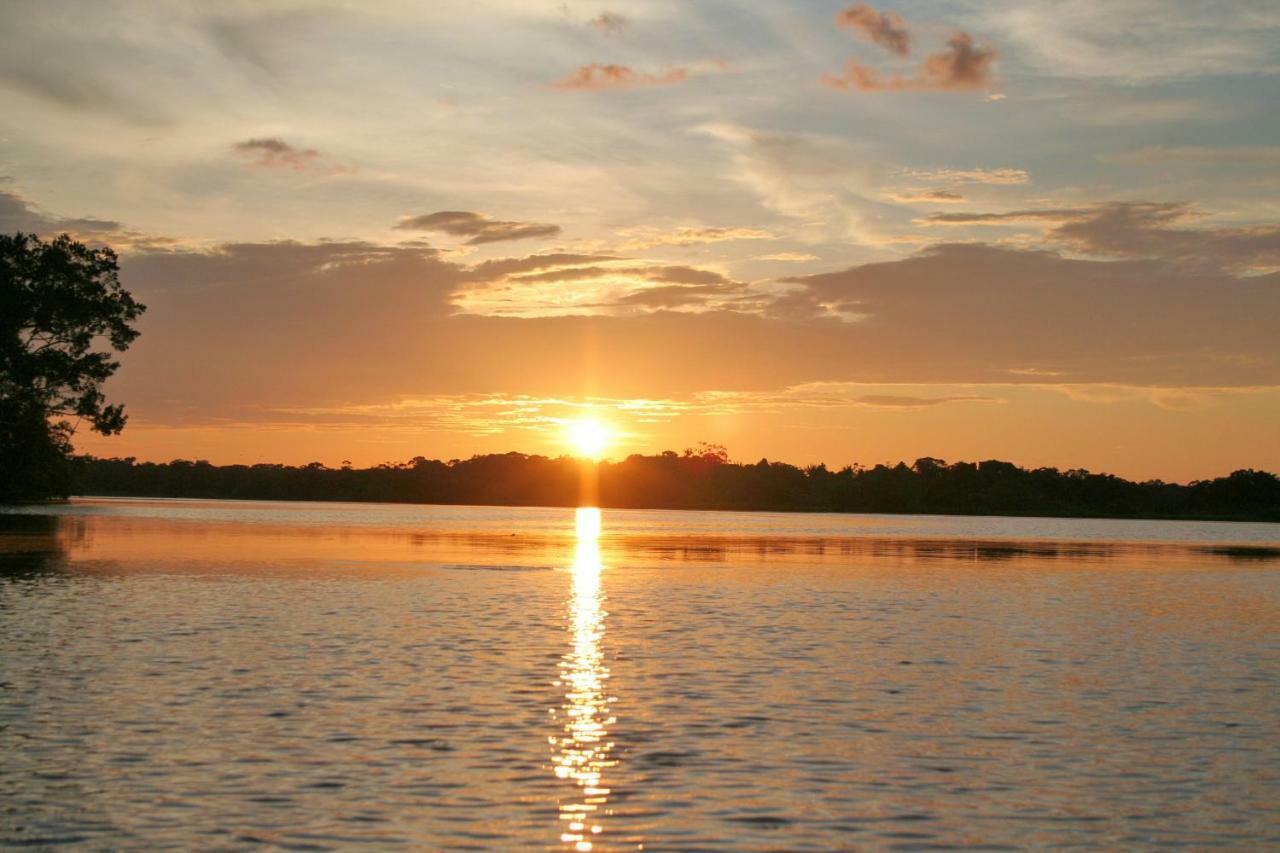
(71, 447), (1280, 522)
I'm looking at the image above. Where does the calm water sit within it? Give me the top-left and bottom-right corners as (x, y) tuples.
(2, 499), (1278, 850)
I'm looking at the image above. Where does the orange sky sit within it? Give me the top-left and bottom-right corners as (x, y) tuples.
(5, 2), (1279, 482)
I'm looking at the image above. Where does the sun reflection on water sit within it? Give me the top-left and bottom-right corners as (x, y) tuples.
(552, 507), (616, 851)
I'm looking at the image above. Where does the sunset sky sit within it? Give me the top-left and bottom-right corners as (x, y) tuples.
(3, 0), (1278, 480)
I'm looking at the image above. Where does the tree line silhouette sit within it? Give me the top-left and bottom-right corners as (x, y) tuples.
(70, 446), (1280, 522)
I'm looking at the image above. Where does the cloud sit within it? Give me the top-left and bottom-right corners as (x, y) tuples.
(615, 281), (747, 308)
(776, 242), (1279, 386)
(204, 10), (319, 76)
(695, 123), (889, 240)
(922, 202), (1280, 270)
(506, 263), (734, 287)
(553, 63), (689, 91)
(756, 252), (819, 262)
(1103, 146), (1280, 166)
(854, 394), (997, 408)
(109, 239), (1279, 417)
(463, 253), (619, 282)
(924, 208), (1080, 225)
(0, 185), (175, 251)
(507, 265), (625, 284)
(980, 0), (1280, 82)
(826, 32), (997, 92)
(886, 189), (965, 203)
(835, 4), (912, 56)
(618, 225), (775, 249)
(649, 265), (736, 286)
(0, 187), (118, 234)
(54, 233), (1274, 460)
(1064, 97), (1227, 126)
(453, 257), (755, 317)
(395, 211), (561, 245)
(232, 138), (322, 170)
(588, 11), (629, 36)
(900, 167), (1029, 185)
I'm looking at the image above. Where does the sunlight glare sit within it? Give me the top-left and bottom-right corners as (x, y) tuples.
(565, 418), (611, 460)
(575, 506), (601, 541)
(553, 506), (613, 851)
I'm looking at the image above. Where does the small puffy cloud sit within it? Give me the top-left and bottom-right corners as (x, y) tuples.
(920, 34), (997, 88)
(395, 211), (561, 245)
(886, 189), (965, 203)
(588, 11), (629, 36)
(836, 4), (912, 56)
(232, 137), (321, 170)
(826, 32), (997, 92)
(900, 167), (1029, 185)
(618, 225), (775, 249)
(553, 63), (688, 91)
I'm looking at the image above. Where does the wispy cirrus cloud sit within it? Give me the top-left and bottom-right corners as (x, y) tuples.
(395, 211), (561, 245)
(979, 0), (1280, 82)
(513, 264), (735, 287)
(899, 167), (1029, 185)
(553, 63), (689, 91)
(695, 122), (888, 241)
(617, 225), (775, 249)
(886, 189), (965, 203)
(854, 393), (999, 408)
(756, 252), (820, 262)
(1102, 145), (1280, 166)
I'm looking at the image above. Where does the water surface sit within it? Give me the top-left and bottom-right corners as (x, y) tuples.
(2, 499), (1278, 849)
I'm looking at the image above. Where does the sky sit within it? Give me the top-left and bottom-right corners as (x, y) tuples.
(2, 0), (1279, 481)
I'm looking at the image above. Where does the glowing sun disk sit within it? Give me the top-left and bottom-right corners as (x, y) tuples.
(566, 418), (611, 459)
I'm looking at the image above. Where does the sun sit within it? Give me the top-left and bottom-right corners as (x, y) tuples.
(565, 418), (612, 459)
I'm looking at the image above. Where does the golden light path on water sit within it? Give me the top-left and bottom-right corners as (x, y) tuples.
(552, 507), (618, 851)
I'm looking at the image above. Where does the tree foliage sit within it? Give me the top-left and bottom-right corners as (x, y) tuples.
(1, 233), (145, 500)
(71, 452), (1280, 522)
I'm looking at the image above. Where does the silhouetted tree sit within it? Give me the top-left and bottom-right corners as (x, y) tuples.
(1, 234), (144, 501)
(69, 450), (1280, 522)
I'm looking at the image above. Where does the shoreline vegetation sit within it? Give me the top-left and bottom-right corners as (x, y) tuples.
(67, 449), (1280, 523)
